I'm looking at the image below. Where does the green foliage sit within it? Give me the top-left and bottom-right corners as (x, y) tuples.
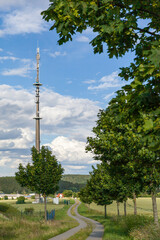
(42, 0), (160, 150)
(16, 196), (25, 204)
(3, 196), (8, 200)
(63, 190), (73, 197)
(15, 146), (64, 197)
(17, 196), (25, 201)
(79, 187), (92, 205)
(15, 146), (64, 221)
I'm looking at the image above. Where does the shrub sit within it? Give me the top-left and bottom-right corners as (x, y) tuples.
(24, 207), (34, 215)
(31, 195), (35, 199)
(63, 190), (73, 197)
(3, 196), (8, 200)
(16, 196), (25, 204)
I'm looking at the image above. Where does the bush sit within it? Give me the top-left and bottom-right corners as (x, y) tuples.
(31, 195), (35, 199)
(3, 196), (8, 200)
(63, 190), (73, 197)
(24, 207), (34, 215)
(16, 196), (25, 204)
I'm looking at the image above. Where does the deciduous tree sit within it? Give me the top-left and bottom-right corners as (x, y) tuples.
(15, 146), (64, 221)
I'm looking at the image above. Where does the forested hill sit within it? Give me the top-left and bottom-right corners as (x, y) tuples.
(62, 175), (90, 184)
(0, 175), (90, 194)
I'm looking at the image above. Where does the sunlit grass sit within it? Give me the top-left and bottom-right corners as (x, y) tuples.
(0, 199), (78, 240)
(88, 198), (160, 217)
(0, 199), (64, 213)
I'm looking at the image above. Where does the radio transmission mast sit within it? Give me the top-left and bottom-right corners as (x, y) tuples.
(34, 48), (42, 152)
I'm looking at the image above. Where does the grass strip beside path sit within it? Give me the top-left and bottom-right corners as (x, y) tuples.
(78, 203), (134, 240)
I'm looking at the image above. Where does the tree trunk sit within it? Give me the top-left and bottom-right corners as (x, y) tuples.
(124, 201), (127, 216)
(152, 192), (159, 226)
(104, 205), (107, 218)
(44, 194), (47, 221)
(117, 201), (120, 216)
(133, 193), (137, 215)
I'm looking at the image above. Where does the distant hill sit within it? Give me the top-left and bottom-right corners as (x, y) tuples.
(0, 175), (90, 194)
(62, 175), (90, 184)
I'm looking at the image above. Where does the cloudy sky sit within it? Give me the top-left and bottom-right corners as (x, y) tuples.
(0, 0), (134, 176)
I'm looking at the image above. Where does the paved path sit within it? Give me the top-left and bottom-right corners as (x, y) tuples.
(49, 201), (104, 240)
(49, 201), (86, 240)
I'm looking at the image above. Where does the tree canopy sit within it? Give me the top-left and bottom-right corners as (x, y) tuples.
(15, 146), (64, 220)
(42, 0), (160, 149)
(42, 0), (160, 224)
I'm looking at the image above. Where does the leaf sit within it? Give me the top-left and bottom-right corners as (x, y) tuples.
(143, 119), (154, 131)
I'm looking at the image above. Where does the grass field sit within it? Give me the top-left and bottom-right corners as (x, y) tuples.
(0, 199), (64, 213)
(0, 198), (78, 240)
(88, 197), (160, 217)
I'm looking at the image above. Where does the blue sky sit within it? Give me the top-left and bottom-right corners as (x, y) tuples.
(0, 0), (134, 176)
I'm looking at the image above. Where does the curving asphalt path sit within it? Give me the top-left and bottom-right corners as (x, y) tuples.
(49, 201), (104, 240)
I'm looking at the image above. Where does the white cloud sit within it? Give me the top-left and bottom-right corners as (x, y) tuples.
(0, 56), (19, 61)
(0, 48), (3, 52)
(104, 92), (115, 101)
(84, 28), (94, 35)
(0, 0), (48, 11)
(47, 136), (94, 164)
(0, 7), (48, 37)
(84, 80), (96, 84)
(88, 71), (123, 90)
(65, 165), (86, 170)
(0, 84), (99, 176)
(49, 51), (67, 58)
(0, 157), (12, 167)
(67, 81), (72, 84)
(76, 36), (90, 42)
(1, 57), (36, 77)
(0, 0), (25, 10)
(2, 66), (31, 77)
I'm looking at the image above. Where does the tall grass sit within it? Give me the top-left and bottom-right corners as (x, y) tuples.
(0, 200), (78, 240)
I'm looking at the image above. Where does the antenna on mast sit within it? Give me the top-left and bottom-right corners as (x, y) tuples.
(33, 47), (42, 152)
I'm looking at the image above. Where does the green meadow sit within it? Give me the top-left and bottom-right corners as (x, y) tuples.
(0, 198), (78, 240)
